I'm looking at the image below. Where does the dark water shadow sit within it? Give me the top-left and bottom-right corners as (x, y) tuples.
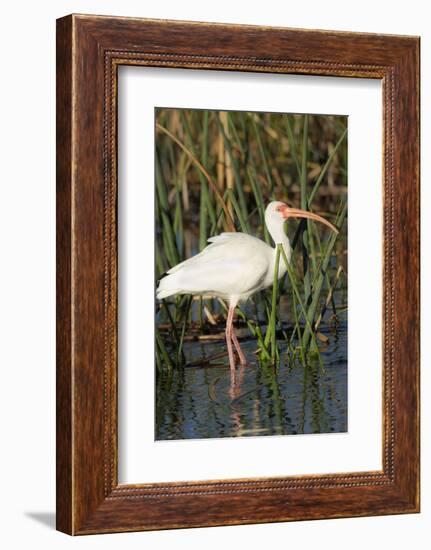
(25, 511), (55, 530)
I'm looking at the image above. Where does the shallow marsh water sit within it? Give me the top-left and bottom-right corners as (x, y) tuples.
(155, 311), (347, 441)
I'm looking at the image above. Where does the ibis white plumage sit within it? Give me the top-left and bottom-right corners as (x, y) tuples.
(157, 201), (338, 374)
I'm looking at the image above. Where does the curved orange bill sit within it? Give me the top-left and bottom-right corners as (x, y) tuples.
(282, 206), (339, 234)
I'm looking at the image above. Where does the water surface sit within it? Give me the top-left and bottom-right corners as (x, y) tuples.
(156, 314), (347, 441)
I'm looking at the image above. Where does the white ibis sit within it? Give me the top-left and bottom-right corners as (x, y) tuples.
(157, 201), (338, 374)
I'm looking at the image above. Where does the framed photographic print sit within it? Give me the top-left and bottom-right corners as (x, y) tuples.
(56, 14), (420, 534)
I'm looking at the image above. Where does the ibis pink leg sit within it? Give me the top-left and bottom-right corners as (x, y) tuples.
(231, 324), (247, 365)
(225, 306), (236, 376)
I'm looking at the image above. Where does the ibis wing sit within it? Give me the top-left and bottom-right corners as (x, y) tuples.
(167, 232), (270, 274)
(166, 233), (271, 297)
(165, 233), (232, 275)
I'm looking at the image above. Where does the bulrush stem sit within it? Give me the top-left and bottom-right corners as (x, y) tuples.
(270, 244), (282, 363)
(302, 200), (347, 348)
(280, 247), (322, 367)
(300, 115), (311, 304)
(156, 122), (236, 232)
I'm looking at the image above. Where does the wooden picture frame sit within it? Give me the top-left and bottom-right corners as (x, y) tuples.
(56, 14), (420, 535)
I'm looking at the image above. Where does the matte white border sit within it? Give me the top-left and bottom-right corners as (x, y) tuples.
(118, 66), (382, 484)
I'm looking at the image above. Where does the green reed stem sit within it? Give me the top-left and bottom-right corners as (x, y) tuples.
(199, 111), (210, 250)
(227, 189), (249, 233)
(251, 115), (274, 193)
(247, 162), (271, 244)
(279, 247), (322, 364)
(300, 115), (311, 303)
(216, 114), (249, 226)
(156, 330), (173, 373)
(270, 245), (281, 363)
(284, 114), (302, 179)
(177, 296), (192, 366)
(155, 150), (179, 268)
